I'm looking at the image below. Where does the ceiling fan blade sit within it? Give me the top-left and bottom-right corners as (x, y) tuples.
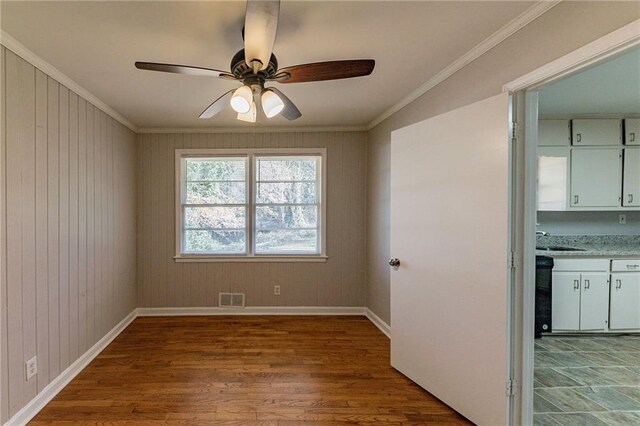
(269, 87), (301, 121)
(244, 0), (280, 72)
(199, 90), (234, 119)
(135, 62), (234, 79)
(275, 60), (375, 84)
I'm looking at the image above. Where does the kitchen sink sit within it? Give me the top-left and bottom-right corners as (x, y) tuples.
(536, 246), (586, 252)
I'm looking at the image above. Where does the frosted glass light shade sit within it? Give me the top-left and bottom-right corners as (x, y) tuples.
(230, 86), (253, 113)
(237, 101), (257, 123)
(261, 89), (284, 118)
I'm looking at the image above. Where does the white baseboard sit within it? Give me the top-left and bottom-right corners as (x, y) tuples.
(5, 310), (137, 426)
(5, 305), (389, 425)
(136, 306), (366, 316)
(365, 308), (391, 338)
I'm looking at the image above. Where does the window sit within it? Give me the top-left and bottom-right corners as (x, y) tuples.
(176, 149), (326, 261)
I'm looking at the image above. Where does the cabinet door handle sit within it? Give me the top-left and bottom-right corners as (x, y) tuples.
(574, 195), (579, 205)
(576, 133), (582, 143)
(574, 279), (580, 290)
(629, 194), (634, 204)
(584, 279), (590, 290)
(631, 132), (636, 142)
(616, 279), (622, 289)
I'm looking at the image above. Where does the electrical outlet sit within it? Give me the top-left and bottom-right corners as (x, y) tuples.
(619, 214), (627, 224)
(25, 356), (37, 381)
(274, 285), (281, 296)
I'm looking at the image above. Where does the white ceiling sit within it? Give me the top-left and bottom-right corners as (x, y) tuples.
(539, 47), (640, 117)
(1, 1), (535, 129)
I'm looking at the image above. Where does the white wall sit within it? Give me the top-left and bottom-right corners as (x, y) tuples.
(0, 46), (138, 422)
(537, 211), (640, 235)
(136, 132), (367, 308)
(366, 1), (640, 324)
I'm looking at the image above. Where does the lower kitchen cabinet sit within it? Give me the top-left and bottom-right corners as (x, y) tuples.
(552, 271), (609, 331)
(610, 272), (640, 330)
(579, 273), (610, 330)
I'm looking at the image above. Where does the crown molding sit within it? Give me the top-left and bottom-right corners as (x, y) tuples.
(504, 17), (640, 92)
(0, 30), (139, 133)
(365, 0), (561, 131)
(138, 125), (367, 134)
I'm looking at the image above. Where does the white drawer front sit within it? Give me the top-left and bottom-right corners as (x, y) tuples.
(612, 259), (640, 272)
(553, 258), (609, 272)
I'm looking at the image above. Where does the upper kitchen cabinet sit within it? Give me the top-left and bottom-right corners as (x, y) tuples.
(570, 148), (622, 208)
(572, 119), (622, 146)
(626, 118), (640, 145)
(623, 148), (640, 207)
(538, 120), (570, 146)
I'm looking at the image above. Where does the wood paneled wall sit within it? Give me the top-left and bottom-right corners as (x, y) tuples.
(0, 47), (137, 422)
(137, 132), (366, 308)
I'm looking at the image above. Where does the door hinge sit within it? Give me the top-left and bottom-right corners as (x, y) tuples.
(508, 251), (518, 270)
(506, 379), (517, 397)
(511, 122), (518, 143)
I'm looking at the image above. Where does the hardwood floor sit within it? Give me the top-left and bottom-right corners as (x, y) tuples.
(30, 316), (470, 425)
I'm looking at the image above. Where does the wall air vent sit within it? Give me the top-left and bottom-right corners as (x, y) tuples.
(219, 292), (245, 308)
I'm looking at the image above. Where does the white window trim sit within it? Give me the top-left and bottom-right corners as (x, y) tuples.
(174, 148), (328, 263)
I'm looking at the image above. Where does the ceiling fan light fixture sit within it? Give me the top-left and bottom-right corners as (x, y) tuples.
(237, 100), (257, 123)
(230, 85), (253, 113)
(261, 89), (284, 118)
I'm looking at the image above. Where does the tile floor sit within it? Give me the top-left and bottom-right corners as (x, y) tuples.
(533, 335), (640, 425)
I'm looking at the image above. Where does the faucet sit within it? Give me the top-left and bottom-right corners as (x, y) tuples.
(536, 230), (550, 236)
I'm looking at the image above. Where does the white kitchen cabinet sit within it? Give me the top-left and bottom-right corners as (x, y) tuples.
(623, 148), (640, 207)
(537, 147), (568, 211)
(572, 119), (622, 146)
(539, 120), (571, 146)
(570, 148), (622, 207)
(625, 118), (640, 146)
(610, 272), (640, 330)
(552, 260), (610, 332)
(579, 273), (610, 330)
(552, 272), (581, 331)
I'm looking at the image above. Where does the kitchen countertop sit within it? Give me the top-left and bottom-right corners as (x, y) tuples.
(536, 235), (640, 257)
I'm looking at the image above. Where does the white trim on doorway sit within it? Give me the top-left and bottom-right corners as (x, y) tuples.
(504, 18), (640, 92)
(505, 17), (640, 426)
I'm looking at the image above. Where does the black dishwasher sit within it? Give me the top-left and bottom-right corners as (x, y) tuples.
(535, 256), (554, 338)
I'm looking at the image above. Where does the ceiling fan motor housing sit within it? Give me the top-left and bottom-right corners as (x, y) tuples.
(231, 49), (278, 80)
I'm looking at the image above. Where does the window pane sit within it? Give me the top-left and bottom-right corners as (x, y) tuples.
(256, 158), (317, 181)
(186, 158), (245, 181)
(256, 206), (317, 230)
(186, 182), (246, 204)
(185, 207), (245, 229)
(184, 230), (246, 254)
(255, 230), (318, 254)
(256, 182), (316, 204)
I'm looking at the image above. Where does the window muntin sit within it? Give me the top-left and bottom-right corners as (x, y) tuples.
(181, 157), (248, 254)
(177, 150), (324, 258)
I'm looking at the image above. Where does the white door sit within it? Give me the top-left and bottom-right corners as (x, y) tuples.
(552, 272), (581, 331)
(610, 273), (640, 330)
(538, 119), (570, 146)
(572, 119), (622, 145)
(390, 93), (510, 426)
(580, 273), (609, 331)
(626, 118), (640, 146)
(623, 148), (640, 207)
(570, 148), (622, 207)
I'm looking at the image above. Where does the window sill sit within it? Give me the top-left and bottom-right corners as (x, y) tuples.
(173, 255), (328, 263)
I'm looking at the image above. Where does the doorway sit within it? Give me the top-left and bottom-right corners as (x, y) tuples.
(509, 20), (640, 426)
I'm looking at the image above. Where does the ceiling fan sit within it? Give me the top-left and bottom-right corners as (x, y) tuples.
(134, 0), (375, 123)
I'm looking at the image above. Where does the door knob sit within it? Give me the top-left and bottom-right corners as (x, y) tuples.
(389, 258), (400, 268)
